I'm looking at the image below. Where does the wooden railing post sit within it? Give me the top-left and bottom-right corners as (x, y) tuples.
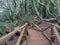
(53, 26), (60, 45)
(51, 26), (54, 42)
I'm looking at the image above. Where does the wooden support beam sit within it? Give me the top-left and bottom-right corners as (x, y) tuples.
(0, 23), (28, 43)
(53, 26), (60, 40)
(16, 28), (25, 45)
(53, 26), (60, 45)
(32, 22), (42, 31)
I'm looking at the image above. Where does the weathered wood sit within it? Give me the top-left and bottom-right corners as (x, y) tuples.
(49, 23), (60, 28)
(16, 28), (25, 45)
(0, 23), (28, 43)
(32, 22), (42, 31)
(0, 21), (60, 45)
(53, 26), (60, 40)
(0, 30), (17, 43)
(42, 21), (60, 28)
(23, 28), (51, 45)
(30, 22), (53, 45)
(53, 26), (60, 45)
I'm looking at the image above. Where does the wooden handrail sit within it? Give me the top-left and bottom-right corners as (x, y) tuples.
(0, 30), (17, 43)
(42, 21), (60, 28)
(48, 23), (60, 28)
(16, 28), (25, 45)
(32, 22), (42, 31)
(0, 23), (28, 43)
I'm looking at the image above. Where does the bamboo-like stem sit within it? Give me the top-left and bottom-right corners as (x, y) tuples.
(16, 28), (25, 45)
(0, 23), (28, 43)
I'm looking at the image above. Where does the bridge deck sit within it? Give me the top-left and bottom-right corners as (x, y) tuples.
(23, 22), (52, 45)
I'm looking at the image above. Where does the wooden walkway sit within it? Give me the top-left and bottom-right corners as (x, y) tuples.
(0, 21), (60, 45)
(23, 21), (60, 45)
(23, 28), (51, 45)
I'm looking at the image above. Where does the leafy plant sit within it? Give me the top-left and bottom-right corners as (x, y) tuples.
(0, 0), (60, 32)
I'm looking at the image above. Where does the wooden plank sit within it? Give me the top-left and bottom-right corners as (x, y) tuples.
(53, 26), (60, 44)
(16, 28), (25, 45)
(0, 23), (28, 43)
(53, 26), (60, 40)
(32, 22), (42, 31)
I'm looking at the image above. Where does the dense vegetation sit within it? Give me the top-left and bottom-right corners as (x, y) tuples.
(0, 0), (60, 34)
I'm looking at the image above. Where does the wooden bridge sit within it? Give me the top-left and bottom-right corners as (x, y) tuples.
(0, 21), (60, 45)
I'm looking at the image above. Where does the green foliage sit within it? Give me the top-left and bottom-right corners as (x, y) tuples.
(0, 0), (60, 33)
